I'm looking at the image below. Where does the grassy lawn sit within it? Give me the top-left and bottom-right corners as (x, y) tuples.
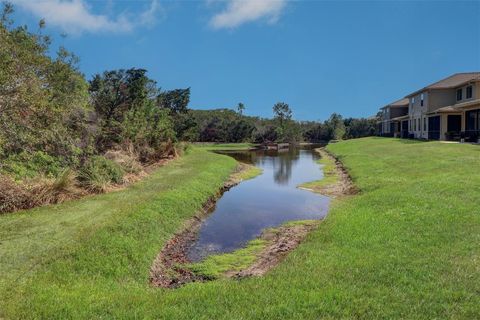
(1, 138), (479, 318)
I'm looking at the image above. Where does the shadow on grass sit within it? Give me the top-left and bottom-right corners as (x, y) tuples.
(395, 138), (428, 144)
(367, 137), (424, 144)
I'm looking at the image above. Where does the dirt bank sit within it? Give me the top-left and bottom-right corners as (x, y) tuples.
(227, 221), (319, 278)
(301, 148), (357, 197)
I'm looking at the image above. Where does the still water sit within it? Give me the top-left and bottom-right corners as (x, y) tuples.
(187, 146), (330, 262)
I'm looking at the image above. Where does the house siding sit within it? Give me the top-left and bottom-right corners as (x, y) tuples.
(428, 89), (456, 112)
(409, 91), (428, 139)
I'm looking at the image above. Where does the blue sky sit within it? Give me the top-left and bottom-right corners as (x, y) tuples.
(10, 0), (480, 121)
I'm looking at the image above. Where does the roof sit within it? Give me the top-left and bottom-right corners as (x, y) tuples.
(407, 72), (480, 97)
(390, 115), (409, 121)
(429, 106), (459, 114)
(427, 98), (480, 115)
(381, 97), (409, 109)
(389, 98), (409, 107)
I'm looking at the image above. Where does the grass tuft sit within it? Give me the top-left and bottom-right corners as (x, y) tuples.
(78, 155), (125, 192)
(186, 239), (267, 279)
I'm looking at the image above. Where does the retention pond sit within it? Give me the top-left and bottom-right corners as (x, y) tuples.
(187, 145), (330, 262)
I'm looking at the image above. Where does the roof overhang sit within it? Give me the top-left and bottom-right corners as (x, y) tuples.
(381, 98), (409, 109)
(390, 115), (409, 121)
(427, 99), (480, 115)
(406, 79), (480, 98)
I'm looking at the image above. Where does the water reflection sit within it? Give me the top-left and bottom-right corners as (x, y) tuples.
(188, 145), (329, 262)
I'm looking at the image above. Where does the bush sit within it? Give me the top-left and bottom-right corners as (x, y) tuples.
(174, 142), (191, 157)
(78, 156), (125, 192)
(0, 151), (64, 179)
(104, 148), (143, 174)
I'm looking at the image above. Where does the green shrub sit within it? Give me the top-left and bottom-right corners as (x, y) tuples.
(78, 156), (124, 192)
(174, 142), (191, 157)
(0, 151), (64, 179)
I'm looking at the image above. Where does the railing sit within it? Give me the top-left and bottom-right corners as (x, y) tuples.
(462, 130), (480, 142)
(445, 131), (461, 141)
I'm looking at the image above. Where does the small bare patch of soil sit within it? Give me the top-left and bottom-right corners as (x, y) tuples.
(307, 148), (357, 197)
(227, 221), (319, 278)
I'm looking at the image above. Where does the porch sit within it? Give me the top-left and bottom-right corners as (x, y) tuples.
(426, 99), (480, 142)
(390, 115), (409, 138)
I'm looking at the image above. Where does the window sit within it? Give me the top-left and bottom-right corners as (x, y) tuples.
(466, 86), (473, 99)
(412, 97), (415, 104)
(424, 117), (427, 131)
(456, 88), (463, 101)
(417, 119), (420, 131)
(420, 93), (424, 106)
(466, 109), (480, 131)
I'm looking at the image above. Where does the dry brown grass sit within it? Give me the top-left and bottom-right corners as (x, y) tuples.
(0, 170), (84, 214)
(0, 175), (33, 213)
(104, 145), (143, 174)
(30, 170), (85, 206)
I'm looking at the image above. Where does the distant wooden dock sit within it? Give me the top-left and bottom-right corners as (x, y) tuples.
(263, 142), (290, 150)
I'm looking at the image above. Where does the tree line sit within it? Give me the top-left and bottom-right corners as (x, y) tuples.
(186, 106), (376, 143)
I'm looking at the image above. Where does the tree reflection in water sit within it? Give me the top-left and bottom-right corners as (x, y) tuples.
(271, 148), (299, 185)
(189, 144), (327, 261)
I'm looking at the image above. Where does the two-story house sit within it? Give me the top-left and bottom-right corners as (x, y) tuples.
(405, 72), (480, 141)
(377, 98), (409, 137)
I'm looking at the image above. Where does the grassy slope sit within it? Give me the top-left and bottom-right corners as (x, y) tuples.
(0, 147), (238, 318)
(1, 138), (479, 319)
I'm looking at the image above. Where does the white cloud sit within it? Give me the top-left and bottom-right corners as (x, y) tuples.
(210, 0), (287, 29)
(140, 0), (162, 27)
(12, 0), (161, 35)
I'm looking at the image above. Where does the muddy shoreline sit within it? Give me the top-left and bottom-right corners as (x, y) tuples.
(226, 221), (319, 278)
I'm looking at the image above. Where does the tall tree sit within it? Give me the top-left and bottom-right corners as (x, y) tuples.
(0, 4), (90, 167)
(272, 102), (292, 125)
(156, 88), (194, 140)
(324, 113), (346, 140)
(272, 102), (300, 143)
(157, 88), (190, 115)
(237, 102), (245, 115)
(89, 68), (174, 152)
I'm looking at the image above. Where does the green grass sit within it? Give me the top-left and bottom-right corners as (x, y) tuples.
(186, 239), (267, 279)
(235, 164), (263, 181)
(1, 138), (479, 319)
(298, 149), (338, 191)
